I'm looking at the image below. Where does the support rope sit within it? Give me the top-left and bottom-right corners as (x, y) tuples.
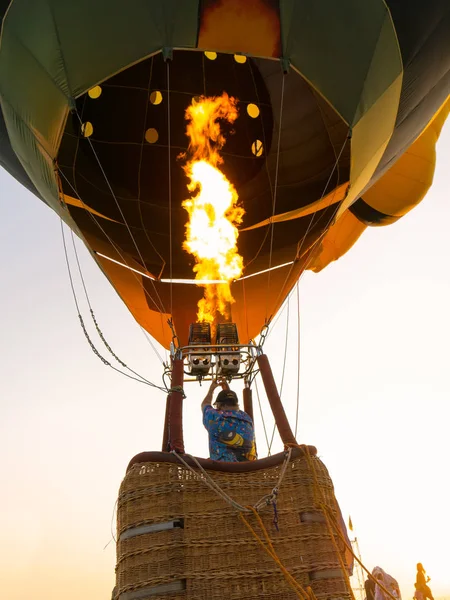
(73, 110), (168, 316)
(254, 376), (271, 453)
(58, 168), (165, 316)
(60, 220), (168, 392)
(269, 131), (351, 316)
(70, 231), (164, 372)
(295, 132), (351, 263)
(265, 71), (286, 320)
(294, 282), (301, 437)
(171, 449), (314, 597)
(68, 89), (167, 325)
(171, 448), (292, 513)
(239, 507), (312, 600)
(268, 291), (290, 453)
(135, 56), (167, 279)
(244, 60), (277, 270)
(287, 444), (400, 600)
(291, 444), (355, 600)
(139, 326), (165, 366)
(166, 59), (174, 319)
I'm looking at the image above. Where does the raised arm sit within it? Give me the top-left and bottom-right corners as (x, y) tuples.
(201, 378), (228, 410)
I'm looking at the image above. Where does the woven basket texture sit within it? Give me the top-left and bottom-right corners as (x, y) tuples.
(115, 454), (352, 600)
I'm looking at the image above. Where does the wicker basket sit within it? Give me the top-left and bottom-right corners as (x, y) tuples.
(114, 448), (352, 600)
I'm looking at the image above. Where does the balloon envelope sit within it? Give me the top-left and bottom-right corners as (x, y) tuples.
(0, 0), (448, 347)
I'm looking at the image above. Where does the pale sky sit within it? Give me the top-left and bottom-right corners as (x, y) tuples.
(1, 122), (449, 600)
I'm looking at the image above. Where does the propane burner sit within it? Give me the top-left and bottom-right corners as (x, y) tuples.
(187, 323), (212, 376)
(216, 323), (240, 376)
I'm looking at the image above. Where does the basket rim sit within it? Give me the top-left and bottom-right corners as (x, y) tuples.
(126, 446), (317, 473)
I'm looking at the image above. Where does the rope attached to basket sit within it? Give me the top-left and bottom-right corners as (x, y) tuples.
(284, 443), (356, 600)
(239, 506), (313, 600)
(287, 443), (400, 600)
(171, 449), (318, 596)
(171, 448), (292, 512)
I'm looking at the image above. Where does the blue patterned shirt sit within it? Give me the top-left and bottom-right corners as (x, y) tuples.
(203, 405), (257, 462)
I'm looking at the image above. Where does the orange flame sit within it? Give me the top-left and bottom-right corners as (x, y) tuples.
(182, 93), (244, 325)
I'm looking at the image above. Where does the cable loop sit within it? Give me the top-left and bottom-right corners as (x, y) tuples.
(259, 323), (270, 347)
(168, 385), (186, 398)
(167, 318), (180, 349)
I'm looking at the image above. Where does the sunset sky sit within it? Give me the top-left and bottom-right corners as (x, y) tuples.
(1, 122), (449, 600)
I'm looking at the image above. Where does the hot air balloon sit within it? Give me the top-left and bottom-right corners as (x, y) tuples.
(1, 1), (449, 599)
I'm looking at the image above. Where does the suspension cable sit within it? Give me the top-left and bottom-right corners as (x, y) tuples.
(166, 59), (174, 319)
(139, 325), (166, 366)
(60, 220), (168, 392)
(265, 284), (294, 338)
(58, 168), (166, 317)
(295, 132), (351, 262)
(134, 56), (168, 340)
(278, 293), (290, 400)
(268, 291), (290, 453)
(254, 376), (271, 454)
(265, 70), (286, 319)
(73, 110), (168, 317)
(136, 56), (167, 278)
(294, 281), (301, 437)
(70, 230), (165, 377)
(250, 128), (349, 454)
(244, 59), (276, 270)
(270, 131), (351, 315)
